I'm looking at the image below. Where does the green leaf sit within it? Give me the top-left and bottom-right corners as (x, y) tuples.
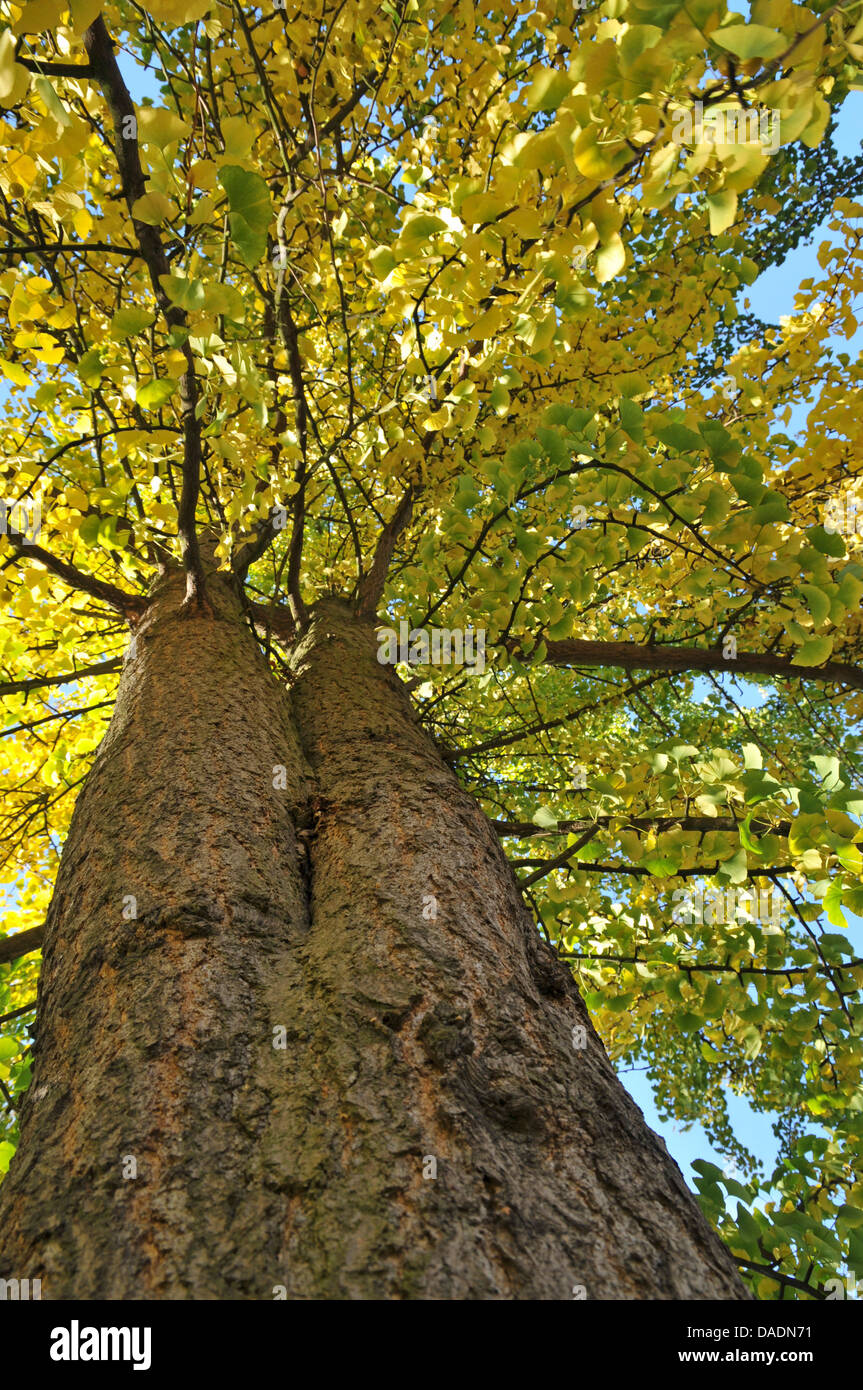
(136, 378), (175, 410)
(707, 189), (738, 236)
(692, 1159), (724, 1182)
(655, 422), (703, 453)
(742, 742), (762, 771)
(595, 233), (626, 284)
(798, 583), (831, 628)
(713, 24), (787, 61)
(76, 347), (105, 387)
(131, 191), (175, 225)
(137, 106), (189, 147)
(109, 307), (156, 341)
(78, 513), (101, 546)
(739, 814), (763, 857)
(218, 165), (273, 267)
(836, 1204), (863, 1231)
(811, 754), (841, 788)
(808, 524), (846, 557)
(368, 246), (396, 281)
(532, 805), (558, 829)
(399, 212), (449, 243)
(525, 68), (573, 112)
(619, 396), (645, 441)
(201, 282), (245, 320)
(35, 74), (69, 127)
(821, 932), (854, 958)
(159, 274), (206, 312)
(0, 1035), (20, 1060)
(678, 1010), (702, 1034)
(791, 635), (834, 667)
(734, 1202), (764, 1255)
(716, 846), (748, 883)
(836, 842), (863, 874)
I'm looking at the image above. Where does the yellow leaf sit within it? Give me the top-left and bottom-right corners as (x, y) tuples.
(571, 126), (626, 181)
(131, 191), (175, 225)
(707, 189), (738, 235)
(145, 0), (213, 19)
(137, 108), (190, 148)
(220, 116), (257, 159)
(69, 0), (101, 33)
(0, 31), (30, 104)
(0, 359), (32, 388)
(12, 0), (66, 35)
(595, 233), (626, 284)
(65, 486), (89, 511)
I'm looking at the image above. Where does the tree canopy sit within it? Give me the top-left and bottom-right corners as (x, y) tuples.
(1, 0), (863, 1300)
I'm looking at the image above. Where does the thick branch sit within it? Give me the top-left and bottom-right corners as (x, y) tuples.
(0, 926), (44, 967)
(559, 952), (863, 979)
(0, 1001), (36, 1025)
(247, 600), (298, 646)
(233, 522), (280, 584)
(8, 540), (146, 622)
(519, 861), (792, 877)
(0, 657), (122, 700)
(356, 485), (414, 617)
(523, 637), (863, 691)
(84, 17), (205, 604)
(495, 815), (792, 838)
(734, 1259), (826, 1300)
(17, 57), (91, 77)
(0, 242), (139, 259)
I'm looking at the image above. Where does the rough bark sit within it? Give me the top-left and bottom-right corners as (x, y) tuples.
(0, 562), (313, 1298)
(0, 581), (749, 1300)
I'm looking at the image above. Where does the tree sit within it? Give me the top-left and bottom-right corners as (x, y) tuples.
(0, 0), (861, 1300)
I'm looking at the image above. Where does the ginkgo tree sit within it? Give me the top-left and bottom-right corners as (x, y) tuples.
(0, 0), (861, 1300)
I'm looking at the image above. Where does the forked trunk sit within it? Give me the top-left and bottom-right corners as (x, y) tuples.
(0, 568), (748, 1299)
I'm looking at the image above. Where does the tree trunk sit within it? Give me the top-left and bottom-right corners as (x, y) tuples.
(0, 571), (748, 1299)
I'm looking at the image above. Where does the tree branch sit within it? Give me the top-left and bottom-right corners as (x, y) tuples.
(520, 636), (863, 691)
(734, 1258), (826, 1300)
(7, 540), (147, 622)
(559, 951), (863, 979)
(517, 827), (599, 889)
(356, 485), (414, 617)
(0, 925), (44, 967)
(0, 1001), (36, 1025)
(83, 16), (205, 606)
(494, 815), (792, 838)
(0, 242), (140, 259)
(247, 600), (298, 646)
(0, 657), (122, 700)
(16, 57), (91, 77)
(287, 70), (378, 169)
(233, 521), (280, 584)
